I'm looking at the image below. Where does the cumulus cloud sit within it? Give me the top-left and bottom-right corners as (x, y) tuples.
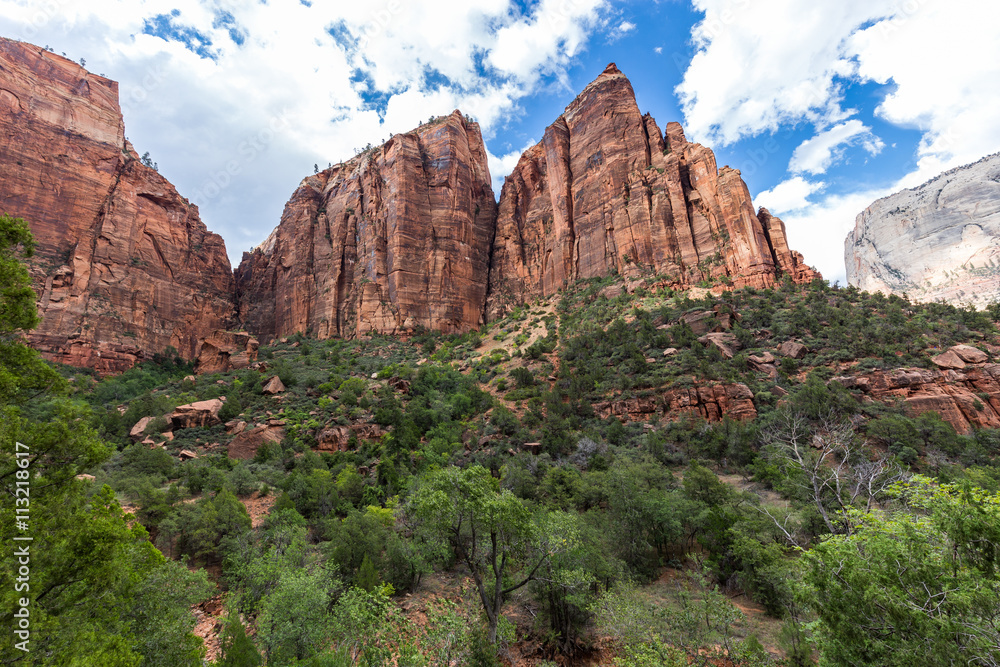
(848, 0), (1000, 183)
(486, 140), (538, 196)
(678, 0), (1000, 168)
(789, 120), (884, 175)
(681, 0), (1000, 283)
(774, 189), (893, 286)
(0, 0), (609, 262)
(755, 176), (826, 214)
(676, 0), (894, 145)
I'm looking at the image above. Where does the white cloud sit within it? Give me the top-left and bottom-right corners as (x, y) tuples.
(777, 188), (891, 286)
(755, 176), (825, 213)
(486, 140), (538, 197)
(654, 46), (662, 54)
(0, 0), (609, 263)
(676, 0), (896, 146)
(789, 120), (883, 175)
(848, 0), (1000, 181)
(618, 21), (636, 32)
(680, 0), (1000, 284)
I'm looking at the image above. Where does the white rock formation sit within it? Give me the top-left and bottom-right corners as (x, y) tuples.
(846, 153), (1000, 308)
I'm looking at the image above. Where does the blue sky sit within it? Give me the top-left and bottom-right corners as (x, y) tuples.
(2, 0), (999, 284)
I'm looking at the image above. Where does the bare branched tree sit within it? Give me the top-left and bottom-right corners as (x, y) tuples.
(759, 410), (908, 539)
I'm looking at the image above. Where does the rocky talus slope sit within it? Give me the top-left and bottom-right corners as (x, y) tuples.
(0, 38), (241, 374)
(846, 153), (1000, 308)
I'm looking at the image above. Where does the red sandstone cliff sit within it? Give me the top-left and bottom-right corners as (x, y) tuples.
(0, 38), (237, 374)
(236, 111), (497, 340)
(485, 64), (819, 319)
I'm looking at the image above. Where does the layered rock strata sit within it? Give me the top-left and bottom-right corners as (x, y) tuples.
(593, 383), (758, 423)
(236, 110), (497, 340)
(485, 64), (818, 318)
(832, 361), (1000, 434)
(846, 153), (1000, 308)
(0, 38), (236, 373)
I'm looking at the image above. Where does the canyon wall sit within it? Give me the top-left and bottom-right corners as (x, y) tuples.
(0, 38), (237, 373)
(485, 64), (818, 318)
(846, 153), (1000, 308)
(235, 110), (497, 340)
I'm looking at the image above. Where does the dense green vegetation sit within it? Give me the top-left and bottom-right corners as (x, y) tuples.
(4, 214), (1000, 665)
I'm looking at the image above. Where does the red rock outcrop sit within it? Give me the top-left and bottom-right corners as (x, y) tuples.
(486, 64), (819, 319)
(236, 110), (497, 340)
(168, 399), (225, 431)
(0, 38), (236, 373)
(594, 382), (757, 424)
(832, 362), (1000, 434)
(195, 331), (258, 374)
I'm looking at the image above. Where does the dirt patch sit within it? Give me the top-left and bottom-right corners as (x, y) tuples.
(192, 594), (225, 663)
(241, 490), (277, 529)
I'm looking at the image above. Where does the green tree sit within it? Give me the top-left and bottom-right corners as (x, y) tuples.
(217, 612), (263, 667)
(409, 465), (543, 644)
(256, 567), (335, 664)
(0, 218), (210, 664)
(0, 213), (62, 406)
(802, 476), (1000, 665)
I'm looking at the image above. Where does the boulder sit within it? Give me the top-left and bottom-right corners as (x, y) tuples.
(316, 423), (386, 452)
(698, 332), (740, 359)
(682, 311), (720, 336)
(169, 399), (224, 430)
(262, 376), (286, 395)
(931, 350), (967, 370)
(228, 424), (285, 460)
(778, 341), (808, 359)
(951, 344), (989, 364)
(130, 416), (155, 441)
(225, 420), (247, 435)
(749, 352), (775, 365)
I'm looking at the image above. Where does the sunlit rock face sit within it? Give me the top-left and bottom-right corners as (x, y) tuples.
(236, 110), (497, 340)
(846, 153), (1000, 309)
(485, 63), (819, 319)
(0, 38), (236, 374)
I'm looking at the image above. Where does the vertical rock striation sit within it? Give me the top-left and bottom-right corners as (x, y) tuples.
(846, 153), (1000, 308)
(0, 38), (236, 373)
(236, 110), (497, 341)
(485, 64), (818, 318)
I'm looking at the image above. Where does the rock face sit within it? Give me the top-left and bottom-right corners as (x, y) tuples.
(593, 382), (757, 424)
(0, 38), (236, 373)
(195, 331), (259, 374)
(832, 361), (1000, 434)
(846, 153), (1000, 309)
(236, 110), (497, 341)
(485, 64), (819, 318)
